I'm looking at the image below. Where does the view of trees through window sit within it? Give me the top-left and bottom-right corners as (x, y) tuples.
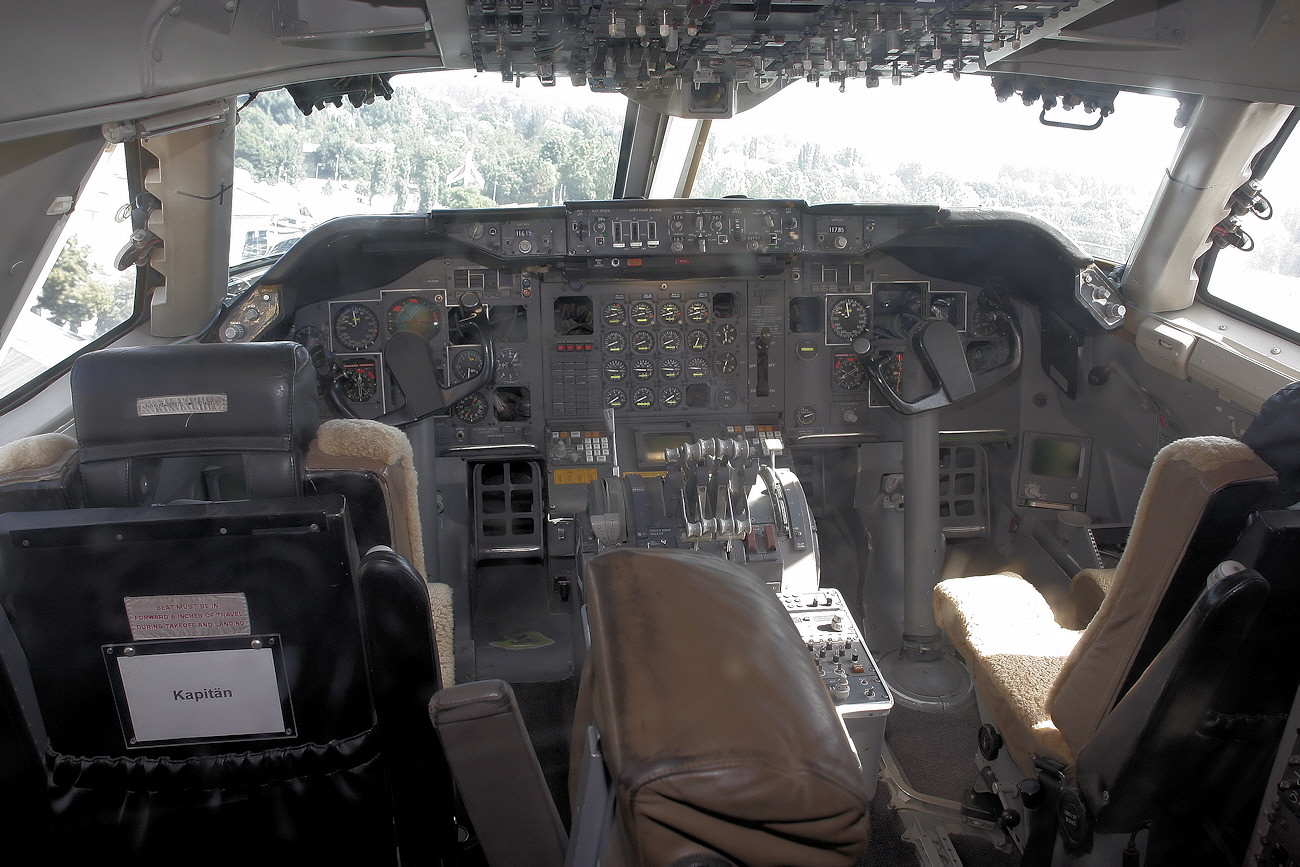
(695, 76), (1185, 264)
(0, 145), (135, 400)
(229, 71), (1183, 267)
(230, 75), (624, 263)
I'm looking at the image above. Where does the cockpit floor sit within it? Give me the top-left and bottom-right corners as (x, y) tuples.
(876, 703), (1020, 867)
(885, 703), (982, 802)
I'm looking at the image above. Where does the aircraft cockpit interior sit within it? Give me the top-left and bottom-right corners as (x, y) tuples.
(4, 2), (1300, 865)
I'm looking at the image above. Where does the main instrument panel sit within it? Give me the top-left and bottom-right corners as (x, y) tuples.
(218, 200), (1101, 485)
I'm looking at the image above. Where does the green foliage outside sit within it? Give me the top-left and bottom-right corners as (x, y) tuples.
(232, 79), (1155, 262)
(693, 138), (1153, 263)
(234, 86), (621, 209)
(33, 236), (134, 336)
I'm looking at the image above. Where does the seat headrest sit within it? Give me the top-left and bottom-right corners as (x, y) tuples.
(1244, 380), (1300, 486)
(71, 342), (319, 506)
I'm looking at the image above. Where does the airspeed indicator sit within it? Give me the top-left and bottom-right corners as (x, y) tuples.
(829, 297), (870, 342)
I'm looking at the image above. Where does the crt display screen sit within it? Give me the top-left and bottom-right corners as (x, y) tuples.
(1030, 438), (1083, 480)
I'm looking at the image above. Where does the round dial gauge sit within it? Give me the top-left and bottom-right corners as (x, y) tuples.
(877, 352), (904, 392)
(829, 297), (870, 341)
(603, 331), (627, 353)
(660, 357), (683, 379)
(632, 358), (655, 380)
(716, 323), (737, 345)
(687, 357), (710, 379)
(605, 388), (627, 409)
(387, 296), (441, 337)
(660, 301), (683, 325)
(292, 325), (325, 349)
(631, 330), (655, 353)
(453, 392), (488, 423)
(630, 301), (655, 325)
(716, 387), (738, 408)
(687, 329), (710, 352)
(660, 386), (683, 408)
(686, 300), (710, 323)
(341, 360), (378, 403)
(659, 328), (682, 353)
(632, 387), (656, 409)
(715, 352), (737, 375)
(334, 303), (380, 351)
(833, 354), (868, 390)
(604, 358), (628, 382)
(602, 302), (627, 327)
(495, 347), (523, 383)
(452, 348), (485, 380)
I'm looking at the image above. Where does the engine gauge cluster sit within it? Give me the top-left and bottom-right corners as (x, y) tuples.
(583, 287), (746, 415)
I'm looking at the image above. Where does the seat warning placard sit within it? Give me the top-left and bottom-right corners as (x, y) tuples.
(124, 594), (251, 640)
(116, 646), (286, 744)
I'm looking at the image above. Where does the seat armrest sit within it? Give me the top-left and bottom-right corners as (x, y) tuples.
(431, 680), (567, 867)
(1063, 568), (1115, 629)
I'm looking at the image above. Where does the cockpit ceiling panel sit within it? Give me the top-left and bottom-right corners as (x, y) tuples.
(469, 0), (1114, 117)
(4, 0), (1299, 139)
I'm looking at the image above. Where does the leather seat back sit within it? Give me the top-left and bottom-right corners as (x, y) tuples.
(576, 548), (870, 867)
(0, 496), (453, 863)
(70, 342), (319, 506)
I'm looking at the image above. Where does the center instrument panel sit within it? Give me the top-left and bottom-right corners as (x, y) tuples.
(222, 200), (1064, 487)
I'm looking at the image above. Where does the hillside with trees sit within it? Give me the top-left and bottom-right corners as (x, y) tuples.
(234, 82), (622, 211)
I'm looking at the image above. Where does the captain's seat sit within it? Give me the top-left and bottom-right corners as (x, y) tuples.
(0, 341), (453, 683)
(0, 341), (457, 861)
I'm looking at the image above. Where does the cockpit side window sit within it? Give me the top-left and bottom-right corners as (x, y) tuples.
(1199, 109), (1300, 338)
(0, 144), (139, 403)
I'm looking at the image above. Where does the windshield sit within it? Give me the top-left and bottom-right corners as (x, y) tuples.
(694, 76), (1185, 263)
(232, 71), (1183, 269)
(231, 72), (625, 266)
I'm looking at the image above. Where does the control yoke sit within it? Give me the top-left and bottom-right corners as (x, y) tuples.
(869, 311), (1021, 415)
(316, 296), (495, 423)
(385, 302), (495, 423)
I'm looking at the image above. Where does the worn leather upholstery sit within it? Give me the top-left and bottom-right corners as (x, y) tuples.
(0, 498), (453, 863)
(577, 548), (870, 867)
(431, 678), (569, 867)
(71, 341), (319, 506)
(934, 436), (1277, 775)
(58, 343), (455, 683)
